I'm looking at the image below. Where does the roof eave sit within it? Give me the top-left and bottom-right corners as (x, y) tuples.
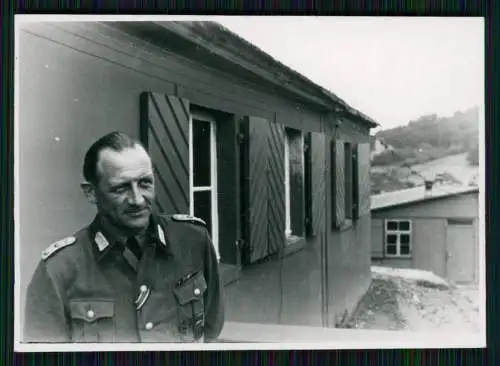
(371, 188), (479, 212)
(153, 21), (379, 129)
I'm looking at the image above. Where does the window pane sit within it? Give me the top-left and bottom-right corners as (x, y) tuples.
(386, 245), (397, 255)
(193, 190), (212, 234)
(193, 119), (211, 187)
(400, 244), (410, 255)
(386, 234), (397, 244)
(399, 221), (410, 231)
(400, 234), (410, 244)
(387, 221), (398, 231)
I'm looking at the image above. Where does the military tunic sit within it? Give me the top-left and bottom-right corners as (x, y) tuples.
(24, 213), (224, 343)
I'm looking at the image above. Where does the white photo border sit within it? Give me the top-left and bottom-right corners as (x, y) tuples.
(13, 14), (487, 352)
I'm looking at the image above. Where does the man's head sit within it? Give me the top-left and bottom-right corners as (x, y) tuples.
(81, 131), (155, 234)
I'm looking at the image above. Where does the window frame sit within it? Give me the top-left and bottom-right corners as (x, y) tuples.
(189, 110), (219, 261)
(384, 219), (412, 258)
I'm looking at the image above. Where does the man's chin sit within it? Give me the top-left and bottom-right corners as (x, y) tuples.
(123, 213), (151, 229)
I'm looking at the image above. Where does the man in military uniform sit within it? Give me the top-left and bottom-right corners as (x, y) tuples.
(24, 131), (224, 343)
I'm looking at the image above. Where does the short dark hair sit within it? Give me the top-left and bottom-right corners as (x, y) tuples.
(83, 131), (145, 184)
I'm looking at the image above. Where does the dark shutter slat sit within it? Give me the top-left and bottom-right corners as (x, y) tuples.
(344, 143), (353, 220)
(335, 139), (346, 227)
(311, 132), (326, 236)
(357, 143), (371, 216)
(140, 92), (190, 215)
(352, 144), (359, 220)
(289, 131), (304, 236)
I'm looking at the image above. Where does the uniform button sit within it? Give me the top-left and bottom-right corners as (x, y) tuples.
(87, 310), (95, 319)
(140, 285), (148, 292)
(194, 288), (201, 296)
(145, 322), (154, 330)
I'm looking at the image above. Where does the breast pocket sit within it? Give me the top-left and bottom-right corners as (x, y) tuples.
(69, 299), (115, 342)
(172, 271), (207, 341)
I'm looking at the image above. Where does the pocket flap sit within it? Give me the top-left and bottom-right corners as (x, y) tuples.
(69, 299), (114, 323)
(173, 272), (207, 305)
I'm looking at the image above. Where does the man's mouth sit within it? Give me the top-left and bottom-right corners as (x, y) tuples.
(126, 208), (149, 217)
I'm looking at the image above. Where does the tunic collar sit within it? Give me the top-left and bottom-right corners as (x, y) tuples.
(88, 213), (172, 261)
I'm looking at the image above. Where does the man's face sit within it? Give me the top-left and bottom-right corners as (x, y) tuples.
(91, 145), (155, 233)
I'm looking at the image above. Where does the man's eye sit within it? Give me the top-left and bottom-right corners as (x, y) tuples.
(113, 186), (127, 194)
(140, 180), (153, 188)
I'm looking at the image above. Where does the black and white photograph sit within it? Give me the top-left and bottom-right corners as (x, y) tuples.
(14, 15), (485, 351)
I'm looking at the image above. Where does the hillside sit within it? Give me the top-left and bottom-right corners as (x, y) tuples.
(371, 106), (480, 194)
(371, 153), (479, 194)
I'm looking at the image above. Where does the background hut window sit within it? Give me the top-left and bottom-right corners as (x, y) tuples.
(384, 219), (412, 258)
(189, 111), (219, 260)
(284, 127), (305, 239)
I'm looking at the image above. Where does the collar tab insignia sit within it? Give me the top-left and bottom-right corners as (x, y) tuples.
(95, 231), (110, 252)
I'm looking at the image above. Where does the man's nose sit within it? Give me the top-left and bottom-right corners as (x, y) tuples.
(129, 183), (146, 206)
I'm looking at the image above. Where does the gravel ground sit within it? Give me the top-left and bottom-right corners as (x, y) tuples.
(344, 270), (481, 334)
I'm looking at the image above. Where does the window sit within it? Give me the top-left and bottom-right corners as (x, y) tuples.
(284, 128), (304, 239)
(385, 219), (412, 257)
(189, 111), (219, 260)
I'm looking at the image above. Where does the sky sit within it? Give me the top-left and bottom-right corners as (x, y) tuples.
(216, 17), (484, 131)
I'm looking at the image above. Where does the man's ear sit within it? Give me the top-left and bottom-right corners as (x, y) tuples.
(81, 181), (98, 205)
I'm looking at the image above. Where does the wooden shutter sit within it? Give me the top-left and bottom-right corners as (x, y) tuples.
(243, 117), (285, 264)
(332, 139), (346, 229)
(352, 144), (359, 220)
(310, 132), (326, 236)
(245, 116), (269, 263)
(140, 92), (190, 215)
(357, 143), (371, 216)
(267, 122), (286, 257)
(344, 143), (353, 220)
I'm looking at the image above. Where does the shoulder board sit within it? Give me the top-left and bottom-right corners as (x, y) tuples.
(172, 214), (207, 227)
(41, 236), (76, 261)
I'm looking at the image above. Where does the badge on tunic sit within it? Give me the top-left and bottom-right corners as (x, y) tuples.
(172, 214), (207, 226)
(95, 231), (110, 252)
(41, 236), (76, 260)
(135, 284), (151, 310)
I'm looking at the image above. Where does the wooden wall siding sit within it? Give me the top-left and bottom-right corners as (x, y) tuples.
(140, 92), (190, 214)
(267, 122), (286, 256)
(311, 132), (327, 236)
(329, 115), (371, 143)
(246, 116), (271, 263)
(357, 143), (371, 216)
(333, 139), (346, 228)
